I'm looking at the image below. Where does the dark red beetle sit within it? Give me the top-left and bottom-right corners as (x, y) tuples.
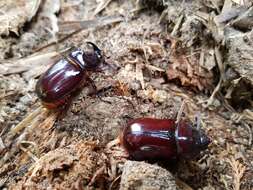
(36, 42), (107, 109)
(120, 118), (211, 161)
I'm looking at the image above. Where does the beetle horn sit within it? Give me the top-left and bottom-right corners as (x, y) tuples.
(86, 42), (102, 58)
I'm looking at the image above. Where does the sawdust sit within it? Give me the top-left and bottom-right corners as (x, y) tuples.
(0, 0), (252, 190)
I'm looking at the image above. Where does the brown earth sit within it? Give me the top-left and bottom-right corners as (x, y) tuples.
(0, 0), (252, 190)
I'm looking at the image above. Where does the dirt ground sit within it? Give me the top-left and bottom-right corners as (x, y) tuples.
(0, 0), (252, 190)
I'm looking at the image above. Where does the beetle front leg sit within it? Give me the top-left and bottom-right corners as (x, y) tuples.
(85, 77), (97, 96)
(86, 77), (111, 104)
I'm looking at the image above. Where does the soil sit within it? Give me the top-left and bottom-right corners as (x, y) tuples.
(0, 0), (252, 190)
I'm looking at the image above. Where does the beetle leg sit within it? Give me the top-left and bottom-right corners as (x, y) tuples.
(96, 92), (112, 104)
(86, 77), (98, 96)
(85, 77), (111, 104)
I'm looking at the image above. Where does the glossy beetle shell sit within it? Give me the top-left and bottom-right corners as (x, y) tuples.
(36, 49), (87, 108)
(36, 43), (105, 109)
(120, 118), (211, 161)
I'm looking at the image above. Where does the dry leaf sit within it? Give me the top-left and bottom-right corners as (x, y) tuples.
(167, 50), (213, 91)
(232, 7), (253, 30)
(0, 0), (41, 35)
(0, 52), (59, 76)
(226, 31), (253, 86)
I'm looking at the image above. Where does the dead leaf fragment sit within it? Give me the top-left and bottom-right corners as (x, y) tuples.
(0, 0), (41, 35)
(167, 50), (213, 91)
(226, 31), (253, 86)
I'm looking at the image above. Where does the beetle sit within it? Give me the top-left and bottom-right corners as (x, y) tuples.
(35, 42), (107, 109)
(120, 118), (211, 161)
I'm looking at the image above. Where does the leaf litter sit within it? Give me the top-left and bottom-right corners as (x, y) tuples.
(0, 0), (252, 190)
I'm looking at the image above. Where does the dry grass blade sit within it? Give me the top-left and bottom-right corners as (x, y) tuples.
(201, 46), (224, 108)
(176, 99), (186, 124)
(0, 52), (59, 75)
(10, 106), (45, 134)
(227, 157), (246, 190)
(0, 137), (5, 150)
(145, 64), (165, 72)
(20, 141), (40, 157)
(36, 15), (124, 52)
(0, 109), (51, 167)
(20, 145), (39, 162)
(243, 109), (253, 121)
(37, 111), (58, 130)
(58, 15), (124, 34)
(93, 0), (114, 17)
(88, 165), (106, 186)
(0, 178), (7, 189)
(109, 175), (121, 190)
(171, 14), (184, 37)
(135, 64), (145, 89)
(0, 107), (49, 167)
(176, 178), (194, 190)
(242, 122), (253, 146)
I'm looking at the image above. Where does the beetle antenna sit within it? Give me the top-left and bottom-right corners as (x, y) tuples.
(86, 42), (102, 59)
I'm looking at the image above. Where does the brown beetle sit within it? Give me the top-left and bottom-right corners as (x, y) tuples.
(120, 118), (211, 161)
(36, 42), (107, 109)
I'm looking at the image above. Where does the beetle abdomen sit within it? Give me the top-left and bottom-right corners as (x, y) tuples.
(120, 118), (177, 160)
(120, 118), (211, 161)
(36, 58), (84, 106)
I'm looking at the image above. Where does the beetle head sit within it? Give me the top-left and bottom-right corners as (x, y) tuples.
(176, 122), (211, 159)
(86, 42), (103, 60)
(84, 42), (119, 73)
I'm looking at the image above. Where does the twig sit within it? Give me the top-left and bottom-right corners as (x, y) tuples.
(0, 137), (5, 151)
(10, 106), (45, 134)
(35, 15), (124, 52)
(0, 178), (7, 188)
(109, 175), (121, 190)
(93, 0), (114, 17)
(106, 138), (120, 150)
(20, 141), (40, 158)
(201, 46), (224, 108)
(176, 178), (193, 190)
(20, 145), (39, 162)
(88, 165), (106, 186)
(194, 112), (201, 130)
(171, 13), (184, 37)
(176, 99), (186, 124)
(241, 122), (252, 146)
(0, 52), (59, 75)
(58, 15), (123, 34)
